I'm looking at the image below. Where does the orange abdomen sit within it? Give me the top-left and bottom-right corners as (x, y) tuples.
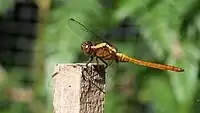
(116, 53), (184, 72)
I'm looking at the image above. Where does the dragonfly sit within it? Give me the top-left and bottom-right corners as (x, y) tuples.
(69, 18), (184, 72)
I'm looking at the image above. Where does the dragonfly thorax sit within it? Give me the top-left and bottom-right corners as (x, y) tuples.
(81, 41), (94, 55)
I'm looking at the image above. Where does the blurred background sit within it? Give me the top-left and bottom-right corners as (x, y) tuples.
(0, 0), (200, 113)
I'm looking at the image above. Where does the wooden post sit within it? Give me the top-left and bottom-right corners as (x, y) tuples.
(52, 64), (105, 113)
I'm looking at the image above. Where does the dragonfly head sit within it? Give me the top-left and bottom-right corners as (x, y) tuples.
(81, 41), (93, 55)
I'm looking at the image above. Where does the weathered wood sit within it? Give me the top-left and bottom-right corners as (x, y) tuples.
(53, 63), (105, 113)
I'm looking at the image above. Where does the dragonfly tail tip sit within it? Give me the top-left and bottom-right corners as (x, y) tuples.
(178, 68), (184, 72)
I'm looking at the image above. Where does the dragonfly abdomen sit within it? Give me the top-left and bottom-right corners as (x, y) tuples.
(116, 53), (184, 72)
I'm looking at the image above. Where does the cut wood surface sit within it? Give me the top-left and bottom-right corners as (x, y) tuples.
(53, 63), (105, 113)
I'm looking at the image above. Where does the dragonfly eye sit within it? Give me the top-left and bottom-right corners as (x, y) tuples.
(85, 45), (89, 48)
(81, 41), (93, 55)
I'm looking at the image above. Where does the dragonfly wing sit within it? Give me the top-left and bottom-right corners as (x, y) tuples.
(68, 18), (113, 43)
(68, 18), (90, 38)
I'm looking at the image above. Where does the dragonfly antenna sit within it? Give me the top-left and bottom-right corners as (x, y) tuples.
(69, 18), (103, 40)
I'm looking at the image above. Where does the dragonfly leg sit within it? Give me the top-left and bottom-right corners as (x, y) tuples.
(85, 55), (94, 75)
(81, 57), (105, 94)
(86, 55), (94, 67)
(98, 57), (108, 69)
(95, 57), (101, 72)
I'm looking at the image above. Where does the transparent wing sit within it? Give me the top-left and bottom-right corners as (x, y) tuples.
(68, 18), (105, 41)
(68, 18), (117, 47)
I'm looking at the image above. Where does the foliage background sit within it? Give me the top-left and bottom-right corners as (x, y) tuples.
(0, 0), (200, 113)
